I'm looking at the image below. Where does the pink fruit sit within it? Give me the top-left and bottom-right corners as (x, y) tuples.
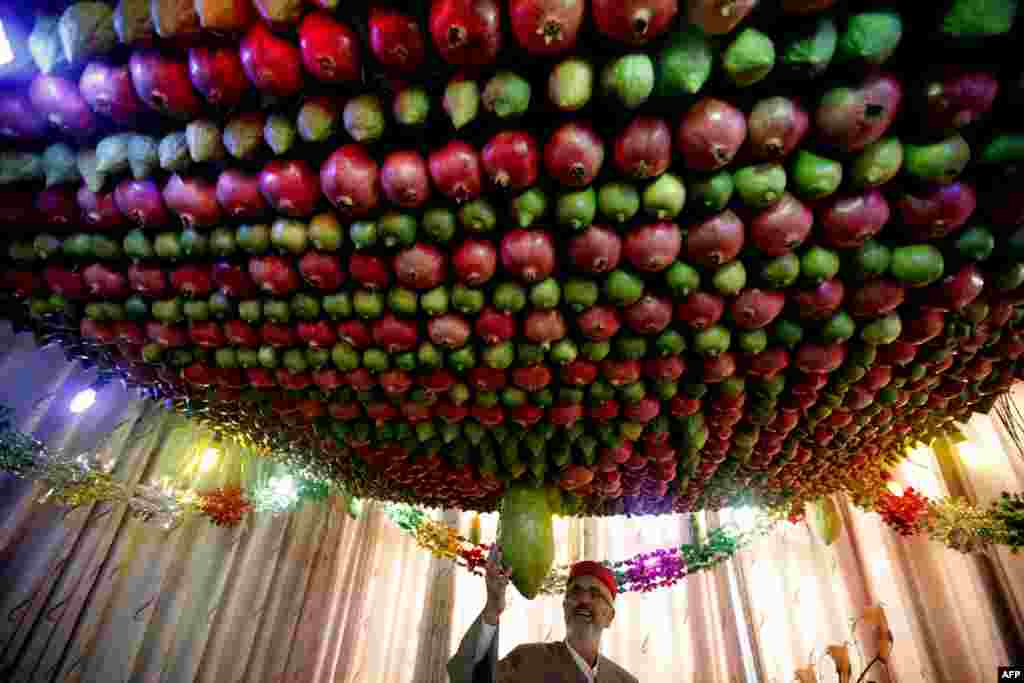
(624, 222), (682, 272)
(429, 141), (482, 202)
(369, 7), (426, 74)
(299, 12), (361, 84)
(926, 264), (984, 311)
(0, 95), (47, 143)
(321, 145), (381, 218)
(624, 295), (673, 334)
(348, 253), (391, 289)
(794, 342), (847, 373)
(816, 73), (903, 152)
(500, 229), (556, 282)
(509, 0), (584, 56)
(29, 75), (97, 139)
(895, 182), (976, 240)
(83, 263), (129, 298)
(577, 305), (621, 341)
(676, 292), (724, 329)
(373, 315), (419, 353)
(747, 96), (809, 160)
(900, 308), (945, 345)
(731, 289), (786, 330)
(240, 23), (303, 98)
(749, 193), (813, 256)
(568, 225), (622, 274)
(428, 313), (472, 348)
(512, 364), (552, 391)
(922, 67), (999, 131)
(249, 256), (301, 296)
(677, 98), (747, 172)
(613, 116), (672, 179)
(216, 170), (268, 219)
(381, 150), (432, 209)
(818, 191), (891, 249)
(213, 262), (256, 297)
(337, 320), (371, 348)
(563, 359), (599, 384)
(688, 0), (757, 34)
(128, 51), (203, 120)
(686, 210), (745, 267)
(476, 306), (516, 343)
(645, 356), (685, 382)
(45, 266), (87, 300)
(163, 175), (222, 228)
(79, 62), (145, 125)
(77, 187), (127, 231)
(36, 186), (78, 229)
(524, 309), (567, 344)
(703, 353), (737, 383)
(259, 159), (320, 217)
(544, 121), (605, 187)
(747, 348), (789, 377)
(429, 0), (502, 67)
(794, 279), (845, 319)
(394, 243), (447, 290)
(453, 239), (498, 285)
(482, 130), (540, 190)
(170, 264), (213, 296)
(592, 0), (678, 45)
(849, 280), (905, 318)
(299, 252), (345, 290)
(115, 179), (171, 228)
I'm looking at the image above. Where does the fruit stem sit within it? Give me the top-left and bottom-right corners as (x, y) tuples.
(540, 18), (563, 45)
(448, 25), (468, 47)
(631, 9), (651, 38)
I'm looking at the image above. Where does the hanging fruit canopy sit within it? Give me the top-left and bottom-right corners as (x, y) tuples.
(0, 0), (1021, 521)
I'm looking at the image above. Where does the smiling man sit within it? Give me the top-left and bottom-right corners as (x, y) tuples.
(448, 548), (639, 683)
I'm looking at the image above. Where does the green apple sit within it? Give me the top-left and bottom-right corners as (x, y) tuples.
(238, 300), (262, 323)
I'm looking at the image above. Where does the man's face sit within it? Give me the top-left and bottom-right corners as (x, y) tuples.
(563, 575), (615, 637)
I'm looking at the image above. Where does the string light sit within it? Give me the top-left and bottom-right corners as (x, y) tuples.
(69, 388), (96, 414)
(199, 447), (220, 473)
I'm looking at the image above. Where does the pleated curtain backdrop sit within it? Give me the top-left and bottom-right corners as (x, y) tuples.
(2, 317), (1024, 683)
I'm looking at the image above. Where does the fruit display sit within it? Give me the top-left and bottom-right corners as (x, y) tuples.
(1, 0), (1022, 522)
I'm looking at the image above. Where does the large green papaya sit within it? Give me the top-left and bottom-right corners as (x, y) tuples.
(811, 496), (843, 546)
(498, 484), (559, 599)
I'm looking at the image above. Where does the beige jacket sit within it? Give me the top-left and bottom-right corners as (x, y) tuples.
(447, 614), (639, 683)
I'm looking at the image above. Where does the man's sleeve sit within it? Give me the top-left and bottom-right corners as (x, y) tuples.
(447, 614), (500, 683)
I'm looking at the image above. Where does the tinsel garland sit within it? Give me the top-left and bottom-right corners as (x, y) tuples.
(0, 403), (339, 528)
(197, 486), (253, 527)
(847, 488), (1024, 555)
(383, 503), (772, 596)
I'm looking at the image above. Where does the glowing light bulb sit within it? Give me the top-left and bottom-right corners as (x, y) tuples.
(70, 388), (96, 414)
(199, 447), (220, 473)
(0, 19), (13, 66)
(270, 475), (297, 499)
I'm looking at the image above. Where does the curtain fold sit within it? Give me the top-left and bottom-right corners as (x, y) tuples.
(1, 316), (1023, 683)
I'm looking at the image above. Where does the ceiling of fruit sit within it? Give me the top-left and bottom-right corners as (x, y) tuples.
(0, 0), (1019, 517)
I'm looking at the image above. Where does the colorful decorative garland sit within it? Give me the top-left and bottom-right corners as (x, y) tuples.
(383, 502), (773, 596)
(0, 404), (337, 528)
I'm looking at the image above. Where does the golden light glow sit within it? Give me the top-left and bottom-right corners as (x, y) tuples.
(956, 441), (1002, 468)
(886, 480), (904, 496)
(199, 447), (220, 473)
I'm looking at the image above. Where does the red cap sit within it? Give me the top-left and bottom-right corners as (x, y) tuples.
(569, 561), (617, 601)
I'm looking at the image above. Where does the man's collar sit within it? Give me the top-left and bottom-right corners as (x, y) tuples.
(564, 638), (600, 674)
